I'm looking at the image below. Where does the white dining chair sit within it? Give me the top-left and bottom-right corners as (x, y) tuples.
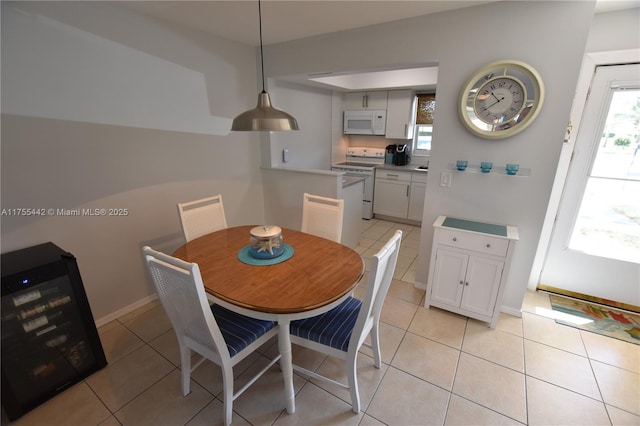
(177, 194), (228, 242)
(142, 246), (281, 426)
(301, 192), (344, 243)
(289, 229), (403, 413)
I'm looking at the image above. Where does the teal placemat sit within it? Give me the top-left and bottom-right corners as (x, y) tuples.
(442, 217), (507, 237)
(237, 243), (294, 266)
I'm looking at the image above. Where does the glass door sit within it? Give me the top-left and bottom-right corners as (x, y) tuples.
(568, 86), (640, 263)
(539, 64), (640, 307)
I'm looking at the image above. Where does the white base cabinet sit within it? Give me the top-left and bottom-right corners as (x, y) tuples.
(425, 216), (519, 328)
(373, 171), (411, 218)
(408, 173), (427, 221)
(374, 170), (427, 223)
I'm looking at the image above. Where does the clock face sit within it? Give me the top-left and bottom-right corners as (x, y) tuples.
(459, 60), (544, 139)
(474, 77), (526, 125)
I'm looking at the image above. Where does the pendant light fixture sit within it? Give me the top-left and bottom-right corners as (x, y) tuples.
(231, 0), (299, 131)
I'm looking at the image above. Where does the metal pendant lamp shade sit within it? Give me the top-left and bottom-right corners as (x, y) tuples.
(231, 1), (299, 131)
(232, 91), (299, 131)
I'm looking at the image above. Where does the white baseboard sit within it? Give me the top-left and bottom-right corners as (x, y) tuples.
(500, 305), (522, 318)
(95, 294), (158, 327)
(373, 214), (421, 227)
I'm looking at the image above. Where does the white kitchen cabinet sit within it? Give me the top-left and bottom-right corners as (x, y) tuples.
(374, 170), (427, 223)
(373, 171), (411, 218)
(425, 216), (519, 328)
(408, 172), (427, 221)
(344, 91), (388, 110)
(385, 90), (417, 139)
(373, 170), (411, 218)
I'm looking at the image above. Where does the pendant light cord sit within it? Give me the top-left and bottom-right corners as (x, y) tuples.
(231, 0), (299, 130)
(258, 0), (266, 93)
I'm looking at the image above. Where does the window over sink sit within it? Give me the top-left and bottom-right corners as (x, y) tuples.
(413, 124), (432, 156)
(411, 94), (435, 157)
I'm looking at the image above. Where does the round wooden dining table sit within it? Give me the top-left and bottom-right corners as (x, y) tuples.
(173, 225), (364, 414)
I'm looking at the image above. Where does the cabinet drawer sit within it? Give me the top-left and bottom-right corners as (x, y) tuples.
(412, 172), (428, 183)
(376, 171), (412, 182)
(436, 228), (509, 257)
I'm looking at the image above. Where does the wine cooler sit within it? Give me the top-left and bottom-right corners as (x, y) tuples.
(1, 242), (107, 421)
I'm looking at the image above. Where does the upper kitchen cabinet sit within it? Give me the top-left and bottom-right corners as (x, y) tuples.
(385, 90), (417, 139)
(344, 91), (388, 110)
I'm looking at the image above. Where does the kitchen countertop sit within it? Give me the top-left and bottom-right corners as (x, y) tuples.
(375, 164), (429, 173)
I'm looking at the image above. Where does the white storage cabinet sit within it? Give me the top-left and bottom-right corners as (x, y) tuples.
(385, 90), (417, 139)
(425, 216), (519, 328)
(344, 91), (388, 110)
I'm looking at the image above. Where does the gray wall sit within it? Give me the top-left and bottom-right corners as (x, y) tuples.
(1, 2), (266, 322)
(586, 6), (640, 52)
(262, 1), (598, 314)
(264, 80), (334, 169)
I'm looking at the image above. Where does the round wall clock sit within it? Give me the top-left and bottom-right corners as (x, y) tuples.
(459, 59), (544, 139)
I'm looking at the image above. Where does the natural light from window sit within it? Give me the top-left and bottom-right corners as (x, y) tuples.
(414, 124), (432, 153)
(534, 307), (594, 325)
(568, 89), (640, 263)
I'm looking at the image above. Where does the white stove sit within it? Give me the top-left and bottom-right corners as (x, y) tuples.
(332, 147), (385, 219)
(333, 147), (385, 170)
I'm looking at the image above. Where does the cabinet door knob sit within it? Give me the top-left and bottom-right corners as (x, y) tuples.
(486, 243), (491, 248)
(465, 282), (469, 286)
(452, 237), (457, 242)
(459, 280), (464, 285)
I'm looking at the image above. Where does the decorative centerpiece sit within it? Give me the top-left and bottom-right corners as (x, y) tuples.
(249, 225), (284, 259)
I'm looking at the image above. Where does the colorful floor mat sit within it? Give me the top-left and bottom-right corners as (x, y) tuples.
(549, 295), (640, 345)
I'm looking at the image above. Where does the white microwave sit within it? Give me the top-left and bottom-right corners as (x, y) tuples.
(344, 110), (386, 135)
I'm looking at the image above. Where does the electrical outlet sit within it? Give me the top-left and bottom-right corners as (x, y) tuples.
(440, 171), (451, 187)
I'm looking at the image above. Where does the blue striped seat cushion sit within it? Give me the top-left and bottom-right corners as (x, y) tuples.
(290, 297), (362, 352)
(211, 304), (276, 357)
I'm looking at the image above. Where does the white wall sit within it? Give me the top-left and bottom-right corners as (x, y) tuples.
(1, 2), (266, 322)
(263, 80), (333, 169)
(331, 93), (351, 165)
(261, 168), (341, 230)
(262, 1), (597, 314)
(586, 7), (640, 52)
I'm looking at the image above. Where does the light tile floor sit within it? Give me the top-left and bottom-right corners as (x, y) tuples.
(4, 219), (640, 426)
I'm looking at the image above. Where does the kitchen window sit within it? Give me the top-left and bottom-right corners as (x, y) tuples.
(412, 94), (435, 157)
(413, 124), (433, 155)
